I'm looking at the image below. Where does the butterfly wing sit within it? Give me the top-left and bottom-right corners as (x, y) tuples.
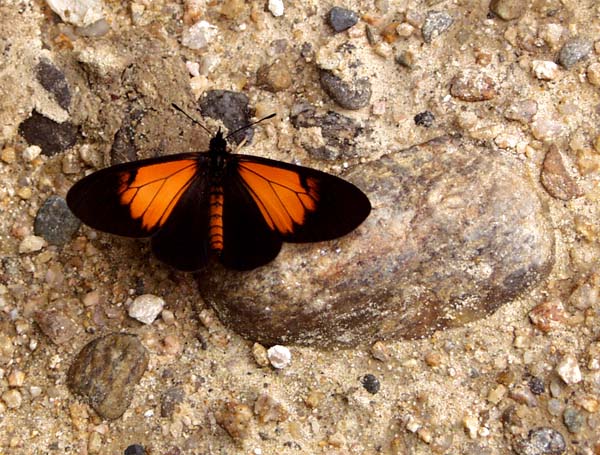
(219, 154), (371, 270)
(67, 152), (213, 270)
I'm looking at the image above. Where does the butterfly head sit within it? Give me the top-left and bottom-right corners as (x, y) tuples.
(209, 129), (229, 157)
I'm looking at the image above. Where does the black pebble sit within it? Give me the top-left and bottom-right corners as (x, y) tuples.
(414, 111), (435, 127)
(36, 58), (71, 111)
(328, 7), (359, 33)
(198, 90), (253, 145)
(19, 111), (78, 156)
(34, 195), (81, 246)
(361, 374), (380, 394)
(124, 444), (146, 455)
(527, 376), (545, 395)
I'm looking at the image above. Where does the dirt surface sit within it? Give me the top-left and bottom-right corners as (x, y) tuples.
(1, 0), (600, 454)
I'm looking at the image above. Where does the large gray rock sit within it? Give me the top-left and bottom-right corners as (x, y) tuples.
(197, 137), (555, 346)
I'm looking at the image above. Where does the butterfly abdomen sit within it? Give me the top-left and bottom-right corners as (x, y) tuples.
(209, 186), (224, 253)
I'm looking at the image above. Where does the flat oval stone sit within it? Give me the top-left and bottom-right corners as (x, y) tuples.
(196, 137), (554, 346)
(67, 333), (148, 419)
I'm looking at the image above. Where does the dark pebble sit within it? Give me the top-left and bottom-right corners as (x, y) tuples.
(198, 90), (253, 145)
(67, 333), (148, 420)
(290, 106), (364, 160)
(110, 109), (145, 165)
(161, 386), (185, 418)
(414, 111), (435, 127)
(328, 7), (359, 33)
(422, 11), (453, 43)
(515, 427), (566, 455)
(36, 58), (71, 111)
(19, 111), (79, 156)
(527, 376), (545, 395)
(540, 146), (583, 201)
(124, 444), (146, 455)
(361, 374), (380, 394)
(319, 70), (372, 110)
(34, 309), (78, 345)
(556, 38), (592, 69)
(34, 195), (81, 246)
(562, 407), (585, 433)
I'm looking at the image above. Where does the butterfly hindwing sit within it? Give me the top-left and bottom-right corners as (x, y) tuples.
(232, 155), (371, 242)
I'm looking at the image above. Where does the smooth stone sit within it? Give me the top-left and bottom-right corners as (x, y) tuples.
(196, 136), (555, 346)
(67, 333), (148, 419)
(34, 195), (81, 246)
(319, 70), (372, 110)
(198, 90), (252, 145)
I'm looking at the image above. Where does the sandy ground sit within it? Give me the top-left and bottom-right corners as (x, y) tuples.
(1, 0), (600, 454)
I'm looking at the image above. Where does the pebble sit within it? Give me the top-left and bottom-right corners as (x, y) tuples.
(34, 309), (78, 345)
(587, 62), (600, 86)
(327, 7), (359, 33)
(76, 19), (110, 37)
(319, 70), (372, 110)
(124, 444), (146, 455)
(395, 50), (416, 68)
(199, 90), (252, 145)
(18, 111), (78, 156)
(528, 300), (566, 332)
(531, 117), (564, 142)
(254, 393), (288, 423)
(160, 387), (184, 418)
(128, 294), (165, 324)
(515, 427), (566, 455)
(186, 61), (200, 77)
(256, 60), (292, 92)
(181, 20), (218, 50)
(540, 146), (583, 201)
(463, 415), (479, 439)
(1, 146), (16, 163)
(532, 60), (559, 81)
(2, 389), (22, 409)
(421, 11), (453, 43)
(563, 407), (585, 433)
(547, 398), (564, 416)
(487, 384), (507, 404)
(215, 401), (253, 440)
(200, 55), (220, 75)
(0, 334), (15, 362)
(557, 38), (592, 69)
(34, 195), (81, 246)
(575, 395), (599, 413)
(396, 22), (414, 38)
(509, 386), (538, 407)
(7, 369), (25, 387)
(450, 71), (497, 101)
(556, 355), (582, 384)
(267, 345), (291, 369)
(22, 145), (42, 162)
(267, 0), (284, 17)
(489, 0), (528, 20)
(45, 0), (105, 27)
(252, 342), (270, 367)
(528, 376), (545, 395)
(361, 374), (380, 394)
(414, 111), (435, 127)
(68, 333), (148, 419)
(370, 341), (390, 361)
(18, 235), (46, 254)
(504, 99), (538, 124)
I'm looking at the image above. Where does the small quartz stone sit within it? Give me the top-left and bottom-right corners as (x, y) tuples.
(22, 145), (42, 162)
(267, 345), (291, 369)
(267, 0), (284, 17)
(128, 294), (165, 324)
(18, 235), (46, 253)
(421, 11), (453, 43)
(489, 0), (528, 20)
(252, 343), (270, 367)
(182, 21), (217, 50)
(2, 389), (22, 409)
(556, 356), (582, 384)
(532, 60), (559, 81)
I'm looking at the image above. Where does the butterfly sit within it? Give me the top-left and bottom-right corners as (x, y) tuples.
(66, 112), (371, 271)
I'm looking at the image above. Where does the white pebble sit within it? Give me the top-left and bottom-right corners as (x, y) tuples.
(267, 345), (291, 369)
(22, 145), (42, 162)
(45, 0), (105, 27)
(128, 294), (165, 324)
(556, 355), (582, 384)
(532, 60), (559, 81)
(186, 61), (200, 77)
(18, 235), (46, 254)
(268, 0), (284, 17)
(182, 20), (218, 50)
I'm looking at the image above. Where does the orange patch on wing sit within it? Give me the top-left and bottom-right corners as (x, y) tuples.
(238, 161), (319, 234)
(119, 160), (197, 231)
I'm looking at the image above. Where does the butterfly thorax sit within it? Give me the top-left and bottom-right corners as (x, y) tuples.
(207, 129), (229, 183)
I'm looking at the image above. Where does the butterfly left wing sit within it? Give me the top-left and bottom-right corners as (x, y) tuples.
(218, 154), (371, 270)
(67, 153), (217, 270)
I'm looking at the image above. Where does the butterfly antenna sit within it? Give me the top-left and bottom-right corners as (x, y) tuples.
(171, 103), (212, 135)
(225, 113), (276, 141)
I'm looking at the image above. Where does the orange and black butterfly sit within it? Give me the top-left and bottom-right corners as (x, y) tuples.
(66, 114), (371, 271)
